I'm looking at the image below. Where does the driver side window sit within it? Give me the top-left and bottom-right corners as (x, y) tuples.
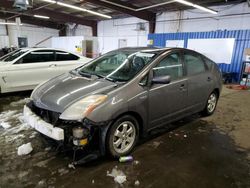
(16, 50), (55, 64)
(153, 53), (183, 81)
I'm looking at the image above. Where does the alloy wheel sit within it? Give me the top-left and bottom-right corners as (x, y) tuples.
(112, 121), (136, 154)
(207, 93), (217, 113)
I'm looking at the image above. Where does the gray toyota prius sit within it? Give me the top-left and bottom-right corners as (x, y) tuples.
(24, 47), (222, 161)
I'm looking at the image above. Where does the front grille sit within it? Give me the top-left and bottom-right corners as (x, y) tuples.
(27, 101), (60, 125)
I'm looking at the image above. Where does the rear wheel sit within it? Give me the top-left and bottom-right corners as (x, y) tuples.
(201, 92), (218, 116)
(107, 115), (139, 158)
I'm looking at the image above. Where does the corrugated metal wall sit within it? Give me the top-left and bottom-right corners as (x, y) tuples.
(148, 30), (250, 82)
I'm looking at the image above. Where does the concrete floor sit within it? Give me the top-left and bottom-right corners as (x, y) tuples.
(0, 87), (250, 188)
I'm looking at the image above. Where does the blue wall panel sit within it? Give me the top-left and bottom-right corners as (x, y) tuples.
(148, 30), (250, 82)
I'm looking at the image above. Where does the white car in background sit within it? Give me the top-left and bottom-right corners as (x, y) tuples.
(0, 48), (92, 93)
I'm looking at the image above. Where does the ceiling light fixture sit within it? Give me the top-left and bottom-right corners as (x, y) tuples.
(0, 22), (18, 25)
(41, 0), (56, 3)
(174, 0), (217, 14)
(40, 0), (111, 19)
(34, 14), (50, 19)
(57, 2), (112, 19)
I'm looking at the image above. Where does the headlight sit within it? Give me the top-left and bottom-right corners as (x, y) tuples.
(72, 126), (89, 146)
(72, 127), (85, 139)
(59, 95), (107, 120)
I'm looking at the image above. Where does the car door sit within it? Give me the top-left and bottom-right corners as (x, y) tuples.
(3, 50), (57, 91)
(53, 50), (84, 74)
(183, 51), (214, 112)
(148, 51), (188, 128)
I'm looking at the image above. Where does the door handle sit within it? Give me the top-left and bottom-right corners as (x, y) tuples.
(49, 64), (57, 67)
(179, 84), (185, 90)
(2, 76), (7, 83)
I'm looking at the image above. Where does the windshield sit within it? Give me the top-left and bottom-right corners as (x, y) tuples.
(0, 49), (28, 62)
(77, 51), (156, 82)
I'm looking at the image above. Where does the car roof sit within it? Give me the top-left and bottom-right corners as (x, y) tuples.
(18, 47), (82, 57)
(108, 47), (166, 54)
(20, 47), (73, 53)
(109, 47), (190, 55)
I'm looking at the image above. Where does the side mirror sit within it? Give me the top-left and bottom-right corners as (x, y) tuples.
(152, 75), (171, 84)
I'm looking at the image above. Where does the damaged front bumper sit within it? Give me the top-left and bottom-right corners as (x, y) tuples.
(23, 105), (64, 141)
(23, 103), (111, 163)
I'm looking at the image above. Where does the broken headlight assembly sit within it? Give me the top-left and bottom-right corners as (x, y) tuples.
(59, 95), (107, 121)
(72, 126), (89, 146)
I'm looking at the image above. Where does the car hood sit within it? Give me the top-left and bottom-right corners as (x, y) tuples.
(0, 61), (9, 67)
(32, 72), (118, 113)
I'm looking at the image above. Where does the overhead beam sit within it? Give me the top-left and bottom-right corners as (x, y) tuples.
(0, 0), (97, 28)
(32, 9), (98, 35)
(30, 8), (97, 27)
(83, 0), (156, 21)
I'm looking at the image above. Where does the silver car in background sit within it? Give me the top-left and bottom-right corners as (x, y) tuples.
(23, 47), (222, 162)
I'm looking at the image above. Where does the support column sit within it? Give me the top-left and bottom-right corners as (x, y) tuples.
(149, 14), (156, 34)
(59, 24), (67, 36)
(92, 22), (97, 37)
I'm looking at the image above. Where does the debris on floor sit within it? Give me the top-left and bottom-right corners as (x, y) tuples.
(134, 160), (139, 165)
(0, 122), (11, 129)
(44, 147), (51, 152)
(92, 179), (95, 184)
(5, 134), (25, 142)
(58, 168), (69, 176)
(107, 167), (127, 184)
(135, 180), (140, 186)
(0, 110), (18, 121)
(68, 163), (76, 170)
(34, 157), (55, 168)
(119, 156), (133, 163)
(17, 142), (33, 156)
(12, 122), (31, 134)
(29, 132), (38, 139)
(37, 179), (47, 187)
(18, 171), (29, 179)
(10, 98), (30, 107)
(152, 141), (163, 148)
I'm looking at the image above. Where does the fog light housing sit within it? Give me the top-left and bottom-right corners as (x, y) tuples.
(72, 126), (89, 146)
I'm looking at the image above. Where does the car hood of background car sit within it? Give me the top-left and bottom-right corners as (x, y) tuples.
(31, 72), (118, 113)
(0, 62), (10, 67)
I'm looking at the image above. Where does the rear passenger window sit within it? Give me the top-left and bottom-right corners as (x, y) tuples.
(184, 53), (206, 75)
(153, 53), (183, 81)
(20, 50), (55, 64)
(55, 51), (79, 61)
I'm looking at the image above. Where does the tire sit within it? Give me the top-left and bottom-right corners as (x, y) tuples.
(201, 91), (218, 116)
(106, 115), (139, 158)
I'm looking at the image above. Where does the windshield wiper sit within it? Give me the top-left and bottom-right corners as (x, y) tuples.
(105, 77), (115, 82)
(92, 73), (105, 79)
(91, 73), (115, 82)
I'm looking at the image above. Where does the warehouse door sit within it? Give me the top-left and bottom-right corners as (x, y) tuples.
(18, 37), (28, 48)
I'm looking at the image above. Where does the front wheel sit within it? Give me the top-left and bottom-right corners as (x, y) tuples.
(201, 92), (218, 116)
(106, 115), (139, 158)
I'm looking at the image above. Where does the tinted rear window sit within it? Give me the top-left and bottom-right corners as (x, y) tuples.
(55, 51), (79, 61)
